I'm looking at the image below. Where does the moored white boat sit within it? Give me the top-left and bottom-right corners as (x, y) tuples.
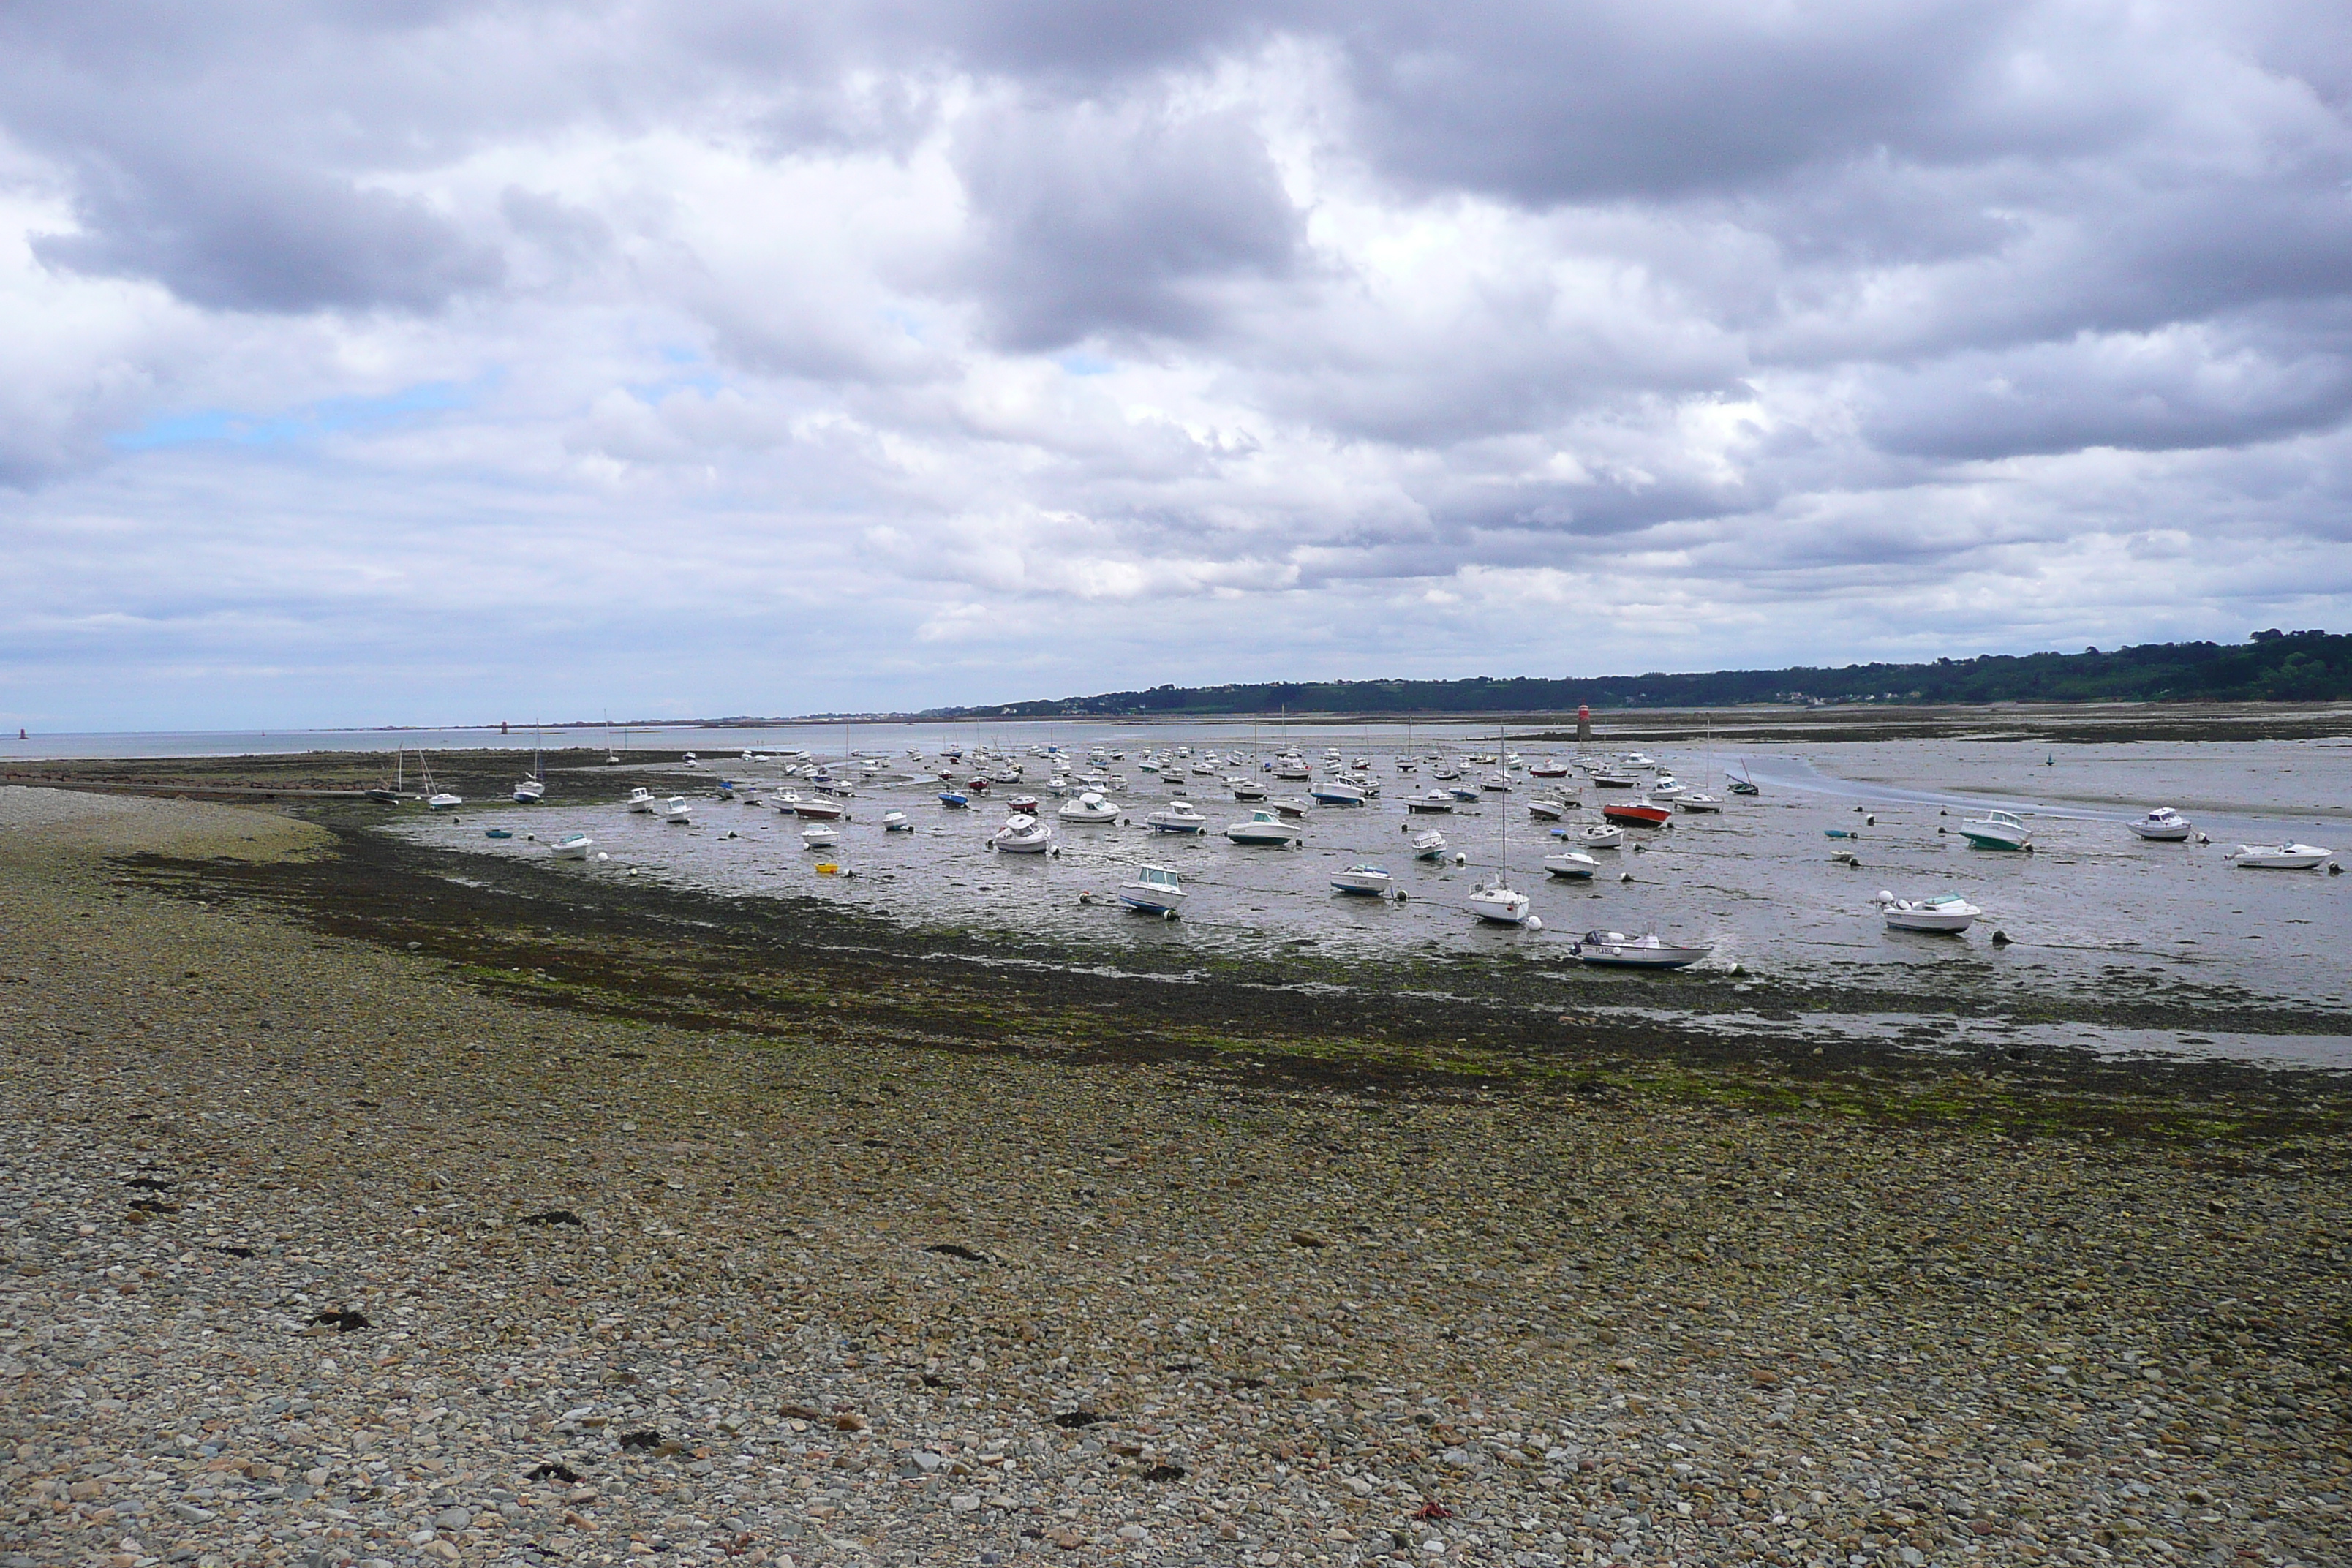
(513, 779), (546, 804)
(2127, 807), (2193, 841)
(1059, 791), (1120, 823)
(626, 786), (657, 813)
(881, 810), (912, 832)
(788, 794), (843, 821)
(1676, 793), (1724, 813)
(1266, 796), (1311, 820)
(991, 813), (1054, 853)
(1411, 829), (1450, 860)
(1591, 770), (1637, 788)
(1230, 776), (1268, 802)
(1569, 930), (1710, 968)
(1542, 850), (1600, 879)
(1406, 790), (1456, 814)
(1309, 778), (1368, 806)
(1560, 823), (1624, 850)
(1526, 797), (1572, 821)
(427, 792), (463, 812)
(1874, 891), (1982, 932)
(549, 832), (593, 860)
(1959, 810), (2032, 851)
(1649, 774), (1686, 798)
(1330, 863), (1395, 896)
(1118, 864), (1186, 914)
(801, 823), (838, 849)
(660, 796), (692, 823)
(2230, 843), (2332, 870)
(1466, 878), (1532, 925)
(1145, 801), (1210, 834)
(1225, 809), (1303, 846)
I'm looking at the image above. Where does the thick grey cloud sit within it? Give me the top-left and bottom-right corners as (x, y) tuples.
(33, 154), (504, 313)
(0, 0), (2348, 727)
(953, 98), (1303, 348)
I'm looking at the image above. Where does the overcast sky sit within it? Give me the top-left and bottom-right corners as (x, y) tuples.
(3, 1), (2349, 728)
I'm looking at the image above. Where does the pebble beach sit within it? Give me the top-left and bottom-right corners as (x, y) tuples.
(3, 785), (2348, 1568)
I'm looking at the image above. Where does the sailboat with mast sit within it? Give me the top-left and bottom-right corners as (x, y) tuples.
(1467, 725), (1534, 926)
(513, 721), (547, 803)
(423, 752), (462, 811)
(368, 747), (404, 804)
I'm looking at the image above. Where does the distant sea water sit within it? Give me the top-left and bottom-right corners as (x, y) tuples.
(1, 717), (1569, 764)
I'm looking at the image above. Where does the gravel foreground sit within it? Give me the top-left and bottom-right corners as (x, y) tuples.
(2, 787), (2348, 1568)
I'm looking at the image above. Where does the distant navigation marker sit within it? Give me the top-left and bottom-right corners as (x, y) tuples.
(1576, 704), (1591, 743)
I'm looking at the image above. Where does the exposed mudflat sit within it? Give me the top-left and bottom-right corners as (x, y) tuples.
(2, 781), (2349, 1568)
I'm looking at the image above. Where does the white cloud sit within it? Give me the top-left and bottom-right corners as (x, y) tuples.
(0, 1), (2347, 727)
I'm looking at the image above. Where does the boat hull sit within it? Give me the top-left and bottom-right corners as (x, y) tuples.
(2232, 845), (2330, 869)
(1467, 890), (1531, 924)
(1958, 829), (2030, 851)
(1600, 802), (1671, 826)
(1574, 945), (1706, 968)
(1572, 931), (1708, 968)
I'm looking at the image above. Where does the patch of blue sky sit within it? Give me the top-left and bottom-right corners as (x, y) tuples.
(1057, 352), (1115, 377)
(110, 380), (477, 451)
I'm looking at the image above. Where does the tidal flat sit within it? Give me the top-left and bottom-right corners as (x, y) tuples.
(2, 733), (2349, 1568)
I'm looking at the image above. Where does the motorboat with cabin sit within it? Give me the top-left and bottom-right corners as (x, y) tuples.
(1411, 829), (1450, 861)
(1119, 865), (1187, 914)
(2127, 807), (2193, 841)
(1601, 796), (1673, 827)
(1542, 849), (1600, 879)
(1330, 864), (1395, 896)
(1145, 801), (1210, 834)
(660, 796), (692, 823)
(1406, 790), (1456, 814)
(626, 786), (657, 813)
(1224, 808), (1303, 846)
(549, 832), (594, 860)
(1958, 810), (2032, 851)
(1874, 892), (1982, 932)
(1060, 791), (1120, 823)
(992, 813), (1054, 853)
(1561, 823), (1624, 850)
(1309, 778), (1369, 807)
